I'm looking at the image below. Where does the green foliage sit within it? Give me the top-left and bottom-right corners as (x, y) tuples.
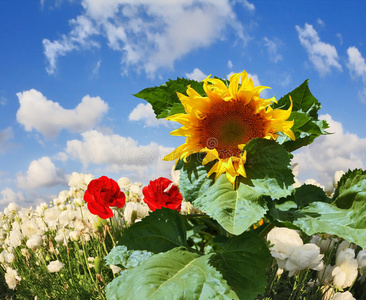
(180, 139), (293, 235)
(210, 232), (272, 300)
(133, 78), (204, 119)
(104, 245), (153, 269)
(106, 247), (239, 300)
(272, 169), (366, 247)
(117, 207), (188, 253)
(274, 80), (329, 152)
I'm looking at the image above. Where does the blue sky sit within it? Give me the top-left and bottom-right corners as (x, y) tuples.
(1, 0), (366, 209)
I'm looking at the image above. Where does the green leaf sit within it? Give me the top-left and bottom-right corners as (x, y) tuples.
(274, 80), (329, 152)
(106, 247), (239, 300)
(273, 170), (366, 247)
(210, 232), (272, 300)
(178, 154), (215, 203)
(133, 78), (205, 119)
(117, 208), (188, 253)
(185, 139), (293, 235)
(332, 169), (366, 209)
(293, 184), (330, 208)
(104, 245), (153, 269)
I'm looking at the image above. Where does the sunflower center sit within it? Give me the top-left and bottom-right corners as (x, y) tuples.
(200, 101), (266, 159)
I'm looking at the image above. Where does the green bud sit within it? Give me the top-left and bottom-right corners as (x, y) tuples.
(94, 256), (102, 274)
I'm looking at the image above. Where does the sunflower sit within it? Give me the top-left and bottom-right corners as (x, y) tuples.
(163, 70), (295, 186)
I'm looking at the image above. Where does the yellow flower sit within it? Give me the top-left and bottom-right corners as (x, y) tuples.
(163, 70), (295, 186)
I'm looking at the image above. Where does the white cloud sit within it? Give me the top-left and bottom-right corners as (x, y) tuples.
(43, 0), (247, 77)
(65, 130), (174, 177)
(293, 114), (366, 185)
(263, 37), (282, 63)
(295, 23), (342, 76)
(93, 60), (101, 76)
(346, 46), (366, 81)
(236, 0), (255, 12)
(185, 68), (207, 81)
(227, 60), (233, 69)
(0, 127), (13, 152)
(129, 103), (170, 127)
(17, 157), (67, 189)
(16, 89), (108, 138)
(0, 188), (25, 206)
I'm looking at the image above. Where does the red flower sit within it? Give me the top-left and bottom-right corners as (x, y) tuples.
(142, 177), (183, 212)
(84, 176), (125, 219)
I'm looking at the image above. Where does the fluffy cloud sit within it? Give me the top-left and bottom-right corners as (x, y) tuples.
(346, 46), (366, 81)
(293, 114), (366, 185)
(16, 89), (108, 138)
(263, 37), (282, 63)
(296, 23), (342, 76)
(0, 188), (25, 206)
(65, 130), (174, 177)
(17, 157), (67, 189)
(129, 103), (170, 127)
(43, 0), (249, 76)
(186, 68), (208, 81)
(0, 127), (13, 152)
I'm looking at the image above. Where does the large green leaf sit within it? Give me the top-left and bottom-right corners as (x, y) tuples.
(181, 139), (293, 235)
(274, 80), (329, 152)
(106, 247), (239, 300)
(273, 170), (366, 247)
(133, 78), (205, 119)
(117, 208), (188, 253)
(210, 232), (272, 300)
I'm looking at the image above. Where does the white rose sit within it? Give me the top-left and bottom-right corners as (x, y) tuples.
(26, 234), (43, 250)
(310, 235), (335, 253)
(356, 249), (366, 269)
(110, 264), (122, 274)
(332, 257), (358, 289)
(118, 177), (132, 190)
(21, 219), (39, 239)
(267, 227), (303, 268)
(330, 291), (356, 300)
(9, 229), (23, 248)
(285, 243), (324, 276)
(44, 206), (61, 224)
(47, 260), (64, 273)
(5, 267), (21, 289)
(129, 184), (141, 196)
(123, 202), (149, 225)
(6, 203), (19, 214)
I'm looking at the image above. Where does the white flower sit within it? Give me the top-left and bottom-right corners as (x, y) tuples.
(69, 230), (80, 241)
(44, 206), (61, 229)
(6, 252), (15, 264)
(267, 227), (303, 268)
(110, 264), (122, 274)
(336, 240), (355, 258)
(357, 249), (366, 271)
(26, 234), (43, 250)
(118, 177), (132, 190)
(310, 235), (336, 253)
(35, 202), (48, 216)
(123, 202), (149, 225)
(59, 209), (76, 227)
(21, 219), (39, 239)
(5, 267), (21, 289)
(318, 264), (334, 284)
(55, 229), (70, 245)
(330, 291), (356, 300)
(332, 249), (358, 290)
(47, 260), (64, 273)
(333, 170), (345, 188)
(129, 184), (141, 196)
(74, 197), (85, 207)
(68, 172), (94, 190)
(9, 229), (23, 248)
(285, 243), (324, 276)
(6, 203), (19, 214)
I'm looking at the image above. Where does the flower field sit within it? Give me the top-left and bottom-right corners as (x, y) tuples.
(1, 71), (365, 299)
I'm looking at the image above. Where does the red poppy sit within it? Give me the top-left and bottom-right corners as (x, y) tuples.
(84, 176), (125, 219)
(142, 177), (183, 212)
